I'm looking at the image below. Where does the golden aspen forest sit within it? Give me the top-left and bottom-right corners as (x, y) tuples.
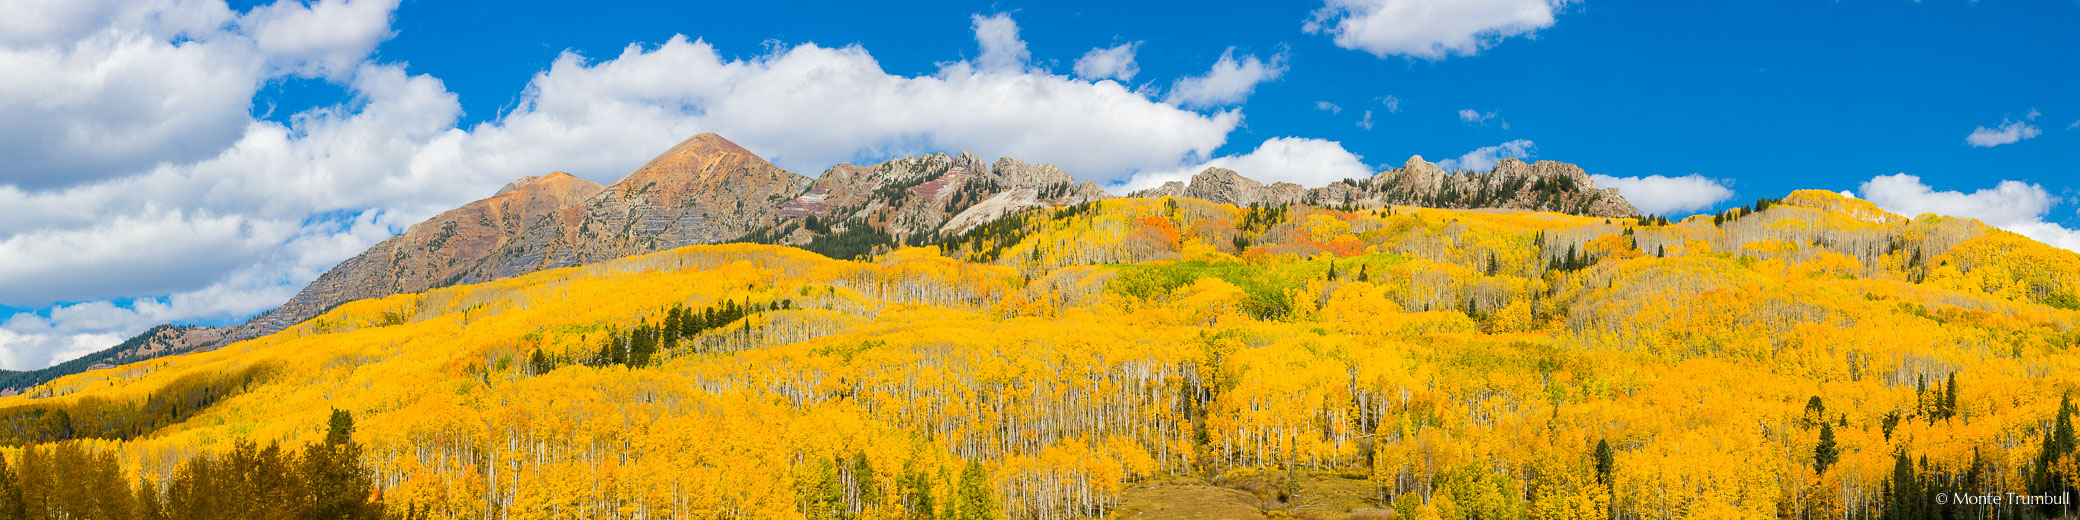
(3, 191), (2079, 520)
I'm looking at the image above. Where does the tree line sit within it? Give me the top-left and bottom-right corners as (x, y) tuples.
(0, 409), (378, 520)
(528, 298), (795, 373)
(0, 363), (274, 446)
(793, 451), (998, 520)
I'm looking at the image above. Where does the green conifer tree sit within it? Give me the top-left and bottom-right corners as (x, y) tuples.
(954, 461), (996, 520)
(853, 452), (879, 515)
(1593, 439), (1614, 485)
(0, 453), (20, 520)
(305, 409), (379, 519)
(1815, 422), (1840, 474)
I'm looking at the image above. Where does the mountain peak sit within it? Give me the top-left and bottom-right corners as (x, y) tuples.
(686, 132), (750, 153)
(1127, 167), (1303, 207)
(495, 175), (543, 195)
(1402, 155), (1436, 171)
(220, 132), (799, 345)
(616, 132), (777, 186)
(1193, 166), (1246, 183)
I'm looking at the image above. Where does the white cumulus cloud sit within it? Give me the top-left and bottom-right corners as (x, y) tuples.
(1964, 109), (2042, 148)
(0, 8), (1273, 370)
(1116, 137), (1374, 194)
(1304, 0), (1571, 59)
(241, 0), (400, 77)
(0, 0), (401, 191)
(505, 34), (1239, 182)
(970, 13), (1030, 73)
(1589, 174), (1735, 216)
(1167, 48), (1286, 109)
(1858, 173), (2080, 252)
(1436, 139), (1534, 172)
(1072, 42), (1139, 81)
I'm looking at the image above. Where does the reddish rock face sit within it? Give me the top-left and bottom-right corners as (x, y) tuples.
(221, 133), (811, 344)
(221, 170), (607, 344)
(485, 133), (814, 277)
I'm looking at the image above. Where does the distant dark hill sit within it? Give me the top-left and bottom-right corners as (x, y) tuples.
(0, 324), (222, 396)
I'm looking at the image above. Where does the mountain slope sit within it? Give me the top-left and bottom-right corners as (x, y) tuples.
(221, 133), (817, 344)
(220, 171), (606, 344)
(163, 135), (1637, 357)
(7, 192), (2080, 519)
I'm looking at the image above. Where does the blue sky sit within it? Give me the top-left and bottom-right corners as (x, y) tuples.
(286, 0), (2079, 211)
(1, 0), (2076, 370)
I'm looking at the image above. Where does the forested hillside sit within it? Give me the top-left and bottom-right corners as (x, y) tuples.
(0, 325), (223, 397)
(2, 192), (2077, 520)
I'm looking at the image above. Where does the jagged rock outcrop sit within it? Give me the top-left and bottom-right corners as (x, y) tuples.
(791, 152), (994, 238)
(1128, 167), (1304, 207)
(936, 158), (1110, 235)
(986, 157), (1112, 200)
(758, 152), (1110, 245)
(1129, 156), (1639, 218)
(1344, 156), (1639, 217)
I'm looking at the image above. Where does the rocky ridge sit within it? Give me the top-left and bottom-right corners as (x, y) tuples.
(746, 152), (1109, 254)
(43, 133), (1648, 381)
(1130, 156), (1640, 218)
(1127, 167), (1306, 207)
